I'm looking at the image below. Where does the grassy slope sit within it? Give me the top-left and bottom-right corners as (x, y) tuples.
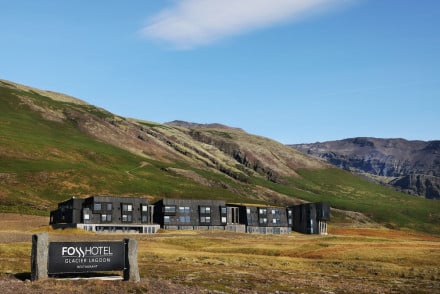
(0, 83), (250, 215)
(0, 80), (439, 234)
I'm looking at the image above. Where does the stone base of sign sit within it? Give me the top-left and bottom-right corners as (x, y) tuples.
(124, 239), (140, 282)
(31, 233), (49, 281)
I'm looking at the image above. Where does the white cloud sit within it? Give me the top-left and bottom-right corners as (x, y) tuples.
(141, 0), (352, 49)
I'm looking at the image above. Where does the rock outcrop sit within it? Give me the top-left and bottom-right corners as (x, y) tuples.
(290, 138), (440, 199)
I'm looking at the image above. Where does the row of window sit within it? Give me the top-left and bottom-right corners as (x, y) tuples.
(93, 203), (113, 211)
(259, 218), (282, 224)
(163, 216), (228, 224)
(164, 215), (191, 223)
(257, 208), (282, 215)
(164, 206), (212, 214)
(93, 203), (149, 212)
(84, 213), (149, 223)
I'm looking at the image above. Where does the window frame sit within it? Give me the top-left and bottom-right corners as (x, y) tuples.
(122, 203), (133, 212)
(93, 203), (102, 211)
(179, 215), (190, 223)
(178, 206), (190, 213)
(164, 205), (177, 215)
(122, 214), (133, 222)
(101, 214), (112, 222)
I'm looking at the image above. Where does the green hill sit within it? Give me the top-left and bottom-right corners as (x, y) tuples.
(0, 79), (439, 234)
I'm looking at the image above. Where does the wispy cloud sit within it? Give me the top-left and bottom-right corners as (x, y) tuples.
(141, 0), (353, 49)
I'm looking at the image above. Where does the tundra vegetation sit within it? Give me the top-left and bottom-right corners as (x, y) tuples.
(0, 213), (439, 293)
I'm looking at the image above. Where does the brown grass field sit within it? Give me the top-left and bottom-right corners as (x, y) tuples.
(0, 213), (439, 293)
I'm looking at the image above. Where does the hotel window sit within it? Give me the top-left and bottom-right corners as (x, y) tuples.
(221, 207), (227, 214)
(200, 216), (211, 223)
(122, 214), (132, 222)
(200, 206), (211, 214)
(164, 206), (176, 214)
(93, 203), (102, 211)
(272, 209), (280, 215)
(122, 204), (133, 212)
(272, 218), (280, 224)
(106, 203), (112, 211)
(179, 216), (190, 223)
(259, 208), (267, 215)
(259, 217), (268, 224)
(221, 216), (227, 224)
(164, 216), (171, 223)
(179, 206), (190, 213)
(142, 215), (148, 223)
(142, 205), (148, 212)
(84, 213), (90, 220)
(101, 214), (112, 222)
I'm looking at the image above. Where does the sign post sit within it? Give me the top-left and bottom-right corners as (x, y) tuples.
(31, 233), (48, 281)
(124, 238), (140, 282)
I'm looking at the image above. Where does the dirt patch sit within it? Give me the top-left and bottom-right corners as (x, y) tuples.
(1, 213), (439, 293)
(166, 168), (212, 186)
(0, 214), (49, 232)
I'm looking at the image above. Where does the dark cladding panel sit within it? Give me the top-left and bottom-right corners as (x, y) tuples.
(316, 202), (330, 221)
(154, 199), (226, 227)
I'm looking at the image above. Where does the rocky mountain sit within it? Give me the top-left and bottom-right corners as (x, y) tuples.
(291, 138), (440, 199)
(1, 79), (439, 234)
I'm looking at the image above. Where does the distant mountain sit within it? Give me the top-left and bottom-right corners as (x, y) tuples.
(290, 138), (440, 199)
(1, 79), (439, 234)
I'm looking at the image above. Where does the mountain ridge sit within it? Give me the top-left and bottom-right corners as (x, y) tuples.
(290, 137), (440, 199)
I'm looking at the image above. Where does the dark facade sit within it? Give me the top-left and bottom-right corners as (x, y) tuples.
(49, 197), (84, 224)
(50, 196), (330, 235)
(233, 204), (291, 234)
(289, 202), (330, 235)
(153, 199), (228, 230)
(50, 196), (158, 233)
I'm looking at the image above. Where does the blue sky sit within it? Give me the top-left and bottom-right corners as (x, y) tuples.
(1, 0), (439, 143)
